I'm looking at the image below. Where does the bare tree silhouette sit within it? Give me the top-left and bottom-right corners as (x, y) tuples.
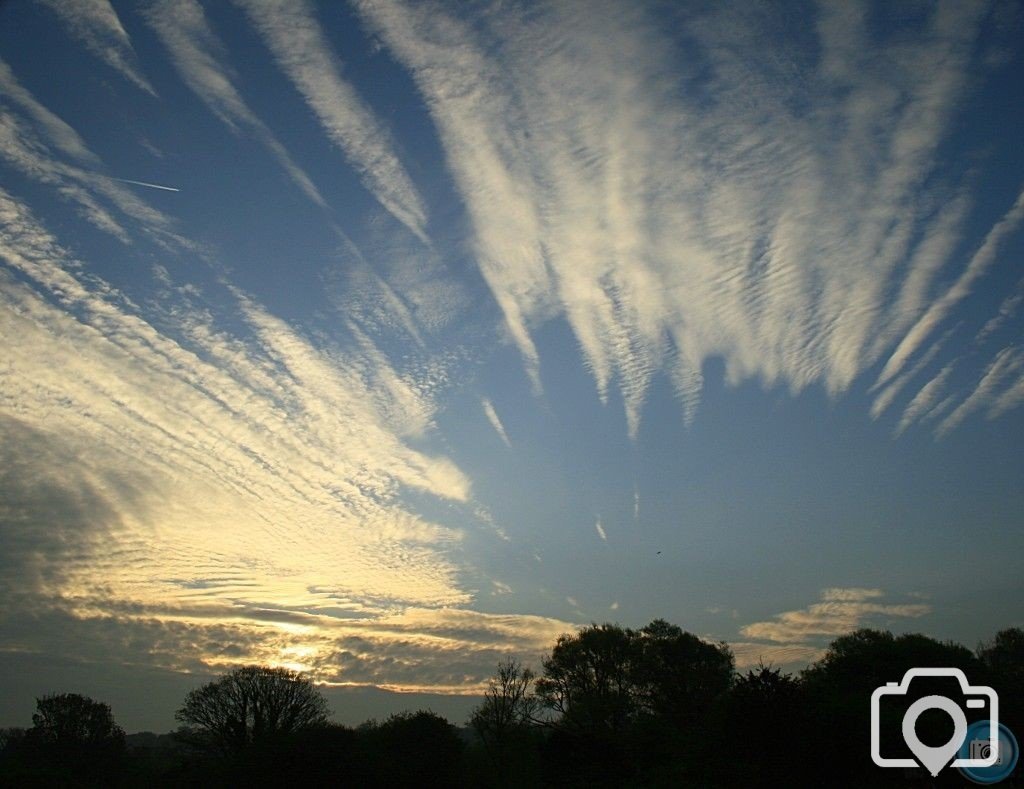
(176, 665), (329, 751)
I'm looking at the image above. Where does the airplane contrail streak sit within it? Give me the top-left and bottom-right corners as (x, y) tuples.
(100, 175), (180, 192)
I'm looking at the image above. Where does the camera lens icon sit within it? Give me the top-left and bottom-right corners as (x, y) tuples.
(871, 668), (1000, 777)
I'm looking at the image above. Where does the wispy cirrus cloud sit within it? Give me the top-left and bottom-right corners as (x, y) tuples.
(481, 397), (511, 447)
(977, 284), (1024, 344)
(37, 0), (156, 96)
(896, 363), (956, 435)
(357, 0), (1018, 437)
(0, 186), (555, 691)
(0, 59), (99, 167)
(936, 346), (1024, 437)
(0, 58), (186, 248)
(234, 0), (430, 243)
(870, 325), (958, 419)
(878, 187), (1024, 386)
(146, 0), (328, 210)
(354, 0), (552, 394)
(0, 109), (130, 242)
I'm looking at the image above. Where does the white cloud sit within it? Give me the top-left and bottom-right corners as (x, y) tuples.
(819, 587), (883, 602)
(481, 397), (511, 447)
(328, 250), (426, 349)
(936, 347), (1024, 436)
(8, 602), (576, 694)
(729, 641), (826, 670)
(0, 189), (540, 692)
(355, 0), (552, 394)
(989, 366), (1024, 420)
(4, 0), (1020, 700)
(0, 109), (130, 242)
(359, 0), (997, 436)
(146, 0), (329, 210)
(896, 363), (955, 434)
(234, 0), (429, 242)
(38, 0), (156, 96)
(879, 187), (1024, 385)
(740, 588), (930, 644)
(0, 59), (99, 166)
(976, 286), (1024, 344)
(869, 191), (973, 363)
(0, 57), (187, 249)
(870, 325), (958, 419)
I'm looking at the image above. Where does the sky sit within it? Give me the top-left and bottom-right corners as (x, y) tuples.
(0, 0), (1022, 732)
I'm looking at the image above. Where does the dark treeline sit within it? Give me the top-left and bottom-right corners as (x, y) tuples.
(0, 622), (1020, 787)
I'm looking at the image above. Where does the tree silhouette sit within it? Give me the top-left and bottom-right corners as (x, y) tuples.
(2, 624), (1016, 786)
(802, 628), (979, 695)
(176, 665), (329, 752)
(535, 621), (733, 736)
(361, 710), (465, 786)
(799, 629), (983, 785)
(714, 663), (803, 786)
(730, 662), (801, 711)
(536, 623), (638, 737)
(28, 693), (126, 748)
(471, 657), (542, 786)
(634, 619), (733, 725)
(533, 621), (736, 786)
(16, 693), (126, 785)
(0, 728), (25, 753)
(472, 656), (540, 747)
(978, 627), (1024, 734)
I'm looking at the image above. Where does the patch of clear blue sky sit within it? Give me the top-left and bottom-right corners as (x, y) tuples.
(448, 315), (1024, 641)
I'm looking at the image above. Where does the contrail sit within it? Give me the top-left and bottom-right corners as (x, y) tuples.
(99, 175), (180, 192)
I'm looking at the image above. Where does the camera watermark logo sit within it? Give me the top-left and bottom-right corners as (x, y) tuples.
(970, 736), (1000, 764)
(958, 720), (1020, 785)
(870, 668), (998, 777)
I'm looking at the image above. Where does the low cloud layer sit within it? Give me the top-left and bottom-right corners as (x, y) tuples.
(739, 587), (932, 653)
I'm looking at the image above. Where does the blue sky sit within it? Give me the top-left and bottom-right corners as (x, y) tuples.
(1, 0), (1022, 730)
